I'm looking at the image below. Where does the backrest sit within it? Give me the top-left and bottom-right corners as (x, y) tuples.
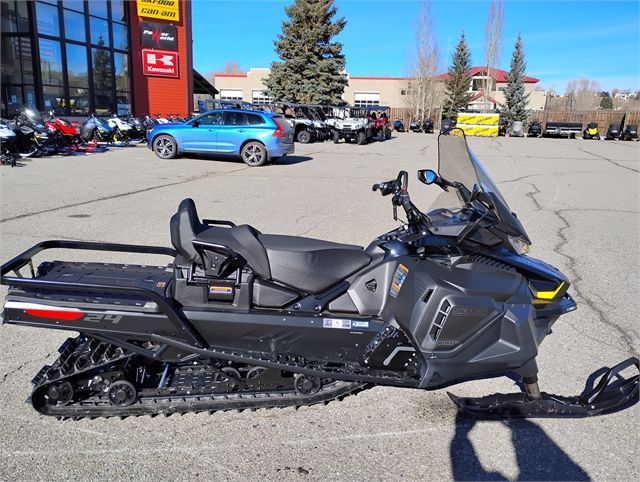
(170, 198), (202, 263)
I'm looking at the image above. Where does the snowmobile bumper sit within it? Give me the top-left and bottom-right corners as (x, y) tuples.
(449, 357), (639, 418)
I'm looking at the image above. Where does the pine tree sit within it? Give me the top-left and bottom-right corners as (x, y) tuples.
(92, 35), (112, 92)
(443, 33), (473, 118)
(599, 93), (613, 109)
(264, 0), (347, 104)
(499, 35), (530, 126)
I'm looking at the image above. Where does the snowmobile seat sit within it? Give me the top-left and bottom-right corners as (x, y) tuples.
(170, 199), (372, 294)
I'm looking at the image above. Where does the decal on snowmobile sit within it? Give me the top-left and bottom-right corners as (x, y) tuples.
(389, 263), (409, 298)
(323, 318), (352, 329)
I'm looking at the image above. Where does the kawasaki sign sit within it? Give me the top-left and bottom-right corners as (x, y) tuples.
(142, 49), (179, 78)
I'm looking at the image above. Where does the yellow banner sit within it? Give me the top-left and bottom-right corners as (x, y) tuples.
(457, 124), (499, 137)
(137, 0), (180, 21)
(456, 113), (500, 126)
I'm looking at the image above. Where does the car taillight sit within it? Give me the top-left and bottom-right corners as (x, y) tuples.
(273, 118), (285, 137)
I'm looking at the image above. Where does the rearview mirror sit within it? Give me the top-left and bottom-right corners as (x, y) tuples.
(417, 169), (438, 185)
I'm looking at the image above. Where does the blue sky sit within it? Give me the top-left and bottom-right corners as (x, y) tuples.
(192, 0), (640, 92)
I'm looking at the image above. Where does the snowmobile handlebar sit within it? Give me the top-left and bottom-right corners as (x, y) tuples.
(373, 171), (425, 225)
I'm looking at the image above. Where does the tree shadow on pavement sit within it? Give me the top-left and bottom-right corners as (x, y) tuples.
(450, 413), (590, 481)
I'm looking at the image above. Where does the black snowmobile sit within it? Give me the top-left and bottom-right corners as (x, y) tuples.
(620, 124), (638, 141)
(527, 120), (542, 138)
(1, 129), (637, 420)
(605, 124), (621, 140)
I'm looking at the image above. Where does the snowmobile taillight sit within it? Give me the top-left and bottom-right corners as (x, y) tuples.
(272, 118), (285, 137)
(24, 308), (84, 321)
(529, 280), (565, 301)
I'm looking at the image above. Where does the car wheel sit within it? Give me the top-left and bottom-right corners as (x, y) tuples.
(297, 130), (311, 144)
(153, 134), (178, 159)
(241, 141), (268, 167)
(357, 131), (367, 145)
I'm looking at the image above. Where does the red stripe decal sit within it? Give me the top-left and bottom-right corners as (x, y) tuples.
(24, 309), (84, 320)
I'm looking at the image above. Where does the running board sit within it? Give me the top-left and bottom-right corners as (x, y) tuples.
(448, 357), (639, 418)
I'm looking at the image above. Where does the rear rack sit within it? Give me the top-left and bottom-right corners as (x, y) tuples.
(1, 240), (206, 348)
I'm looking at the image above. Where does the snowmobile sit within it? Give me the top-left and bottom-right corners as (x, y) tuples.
(605, 124), (621, 140)
(0, 120), (18, 167)
(582, 123), (600, 140)
(393, 118), (405, 132)
(620, 124), (638, 141)
(410, 119), (422, 133)
(527, 121), (542, 138)
(1, 128), (637, 420)
(423, 118), (434, 134)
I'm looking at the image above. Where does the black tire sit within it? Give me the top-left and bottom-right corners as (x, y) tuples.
(356, 131), (367, 145)
(297, 130), (311, 144)
(332, 130), (340, 143)
(386, 129), (392, 140)
(240, 141), (268, 167)
(153, 134), (178, 159)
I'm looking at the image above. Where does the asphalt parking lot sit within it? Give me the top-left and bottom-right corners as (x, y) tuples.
(0, 134), (638, 481)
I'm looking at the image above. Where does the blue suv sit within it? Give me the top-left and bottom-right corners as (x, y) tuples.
(148, 109), (295, 166)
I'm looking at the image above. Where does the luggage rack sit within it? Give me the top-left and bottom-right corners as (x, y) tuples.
(0, 240), (207, 348)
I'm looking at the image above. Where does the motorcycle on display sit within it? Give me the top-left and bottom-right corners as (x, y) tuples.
(1, 128), (636, 419)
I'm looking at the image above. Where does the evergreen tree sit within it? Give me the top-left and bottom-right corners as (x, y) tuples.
(599, 93), (613, 109)
(265, 0), (347, 104)
(443, 33), (473, 118)
(499, 35), (530, 125)
(92, 35), (112, 92)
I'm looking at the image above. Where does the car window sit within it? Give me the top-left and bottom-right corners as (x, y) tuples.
(246, 113), (266, 125)
(223, 112), (248, 126)
(197, 112), (223, 125)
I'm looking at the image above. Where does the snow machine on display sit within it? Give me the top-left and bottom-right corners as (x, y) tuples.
(1, 128), (637, 420)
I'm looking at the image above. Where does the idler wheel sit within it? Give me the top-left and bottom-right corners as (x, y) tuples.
(46, 381), (74, 406)
(294, 375), (321, 395)
(107, 380), (137, 406)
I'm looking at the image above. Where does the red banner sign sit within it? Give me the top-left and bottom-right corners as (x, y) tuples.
(141, 49), (179, 78)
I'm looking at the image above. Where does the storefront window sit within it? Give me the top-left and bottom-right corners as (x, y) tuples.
(66, 43), (88, 87)
(94, 90), (113, 115)
(92, 47), (112, 90)
(42, 85), (65, 114)
(114, 52), (129, 91)
(112, 22), (128, 50)
(39, 38), (63, 85)
(88, 0), (108, 19)
(90, 16), (110, 46)
(1, 36), (22, 84)
(63, 0), (85, 13)
(64, 9), (86, 42)
(116, 92), (131, 115)
(69, 87), (90, 114)
(36, 1), (60, 37)
(2, 0), (30, 33)
(4, 85), (23, 115)
(111, 1), (127, 23)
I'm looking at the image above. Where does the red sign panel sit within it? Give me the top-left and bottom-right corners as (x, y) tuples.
(141, 49), (179, 78)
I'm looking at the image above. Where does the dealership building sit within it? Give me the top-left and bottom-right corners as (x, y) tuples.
(212, 67), (547, 111)
(1, 0), (216, 117)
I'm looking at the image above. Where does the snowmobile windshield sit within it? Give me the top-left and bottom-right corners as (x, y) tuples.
(434, 128), (530, 243)
(21, 108), (44, 125)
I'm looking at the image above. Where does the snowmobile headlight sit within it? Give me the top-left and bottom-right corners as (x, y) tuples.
(529, 280), (565, 301)
(508, 235), (530, 255)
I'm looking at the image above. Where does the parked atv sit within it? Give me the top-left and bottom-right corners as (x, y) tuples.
(605, 124), (621, 140)
(2, 128), (637, 420)
(333, 107), (375, 144)
(528, 120), (542, 137)
(620, 124), (638, 141)
(583, 122), (600, 140)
